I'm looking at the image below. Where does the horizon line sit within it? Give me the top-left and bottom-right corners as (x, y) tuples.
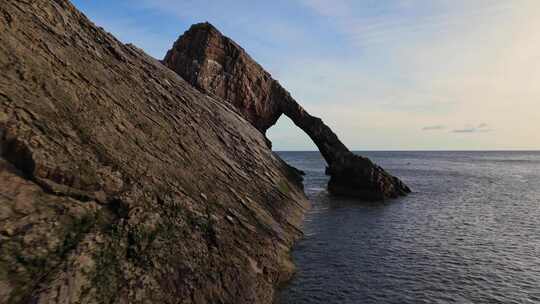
(273, 149), (540, 152)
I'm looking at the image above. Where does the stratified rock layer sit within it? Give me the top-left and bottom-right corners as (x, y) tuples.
(163, 23), (411, 200)
(0, 1), (308, 303)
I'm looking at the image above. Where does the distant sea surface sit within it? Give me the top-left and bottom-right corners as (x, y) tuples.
(277, 151), (540, 304)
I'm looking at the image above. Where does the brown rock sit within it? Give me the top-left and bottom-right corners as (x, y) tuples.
(163, 22), (411, 201)
(0, 1), (308, 303)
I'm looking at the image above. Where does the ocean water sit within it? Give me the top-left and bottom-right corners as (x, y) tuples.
(277, 151), (540, 304)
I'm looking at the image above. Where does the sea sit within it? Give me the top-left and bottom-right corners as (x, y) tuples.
(277, 151), (540, 304)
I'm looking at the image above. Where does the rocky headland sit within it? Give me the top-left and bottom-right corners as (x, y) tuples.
(0, 1), (307, 303)
(0, 1), (408, 303)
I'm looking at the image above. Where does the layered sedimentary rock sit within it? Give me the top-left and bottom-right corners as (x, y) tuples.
(0, 1), (309, 303)
(164, 23), (411, 200)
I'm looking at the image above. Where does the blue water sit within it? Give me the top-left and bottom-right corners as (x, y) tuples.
(277, 151), (540, 304)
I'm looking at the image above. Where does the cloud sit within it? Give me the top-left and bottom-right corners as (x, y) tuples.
(294, 0), (537, 149)
(452, 123), (492, 133)
(452, 128), (477, 133)
(299, 0), (514, 49)
(422, 125), (446, 131)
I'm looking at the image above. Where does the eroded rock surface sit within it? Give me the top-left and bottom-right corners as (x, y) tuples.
(0, 1), (308, 303)
(163, 23), (411, 200)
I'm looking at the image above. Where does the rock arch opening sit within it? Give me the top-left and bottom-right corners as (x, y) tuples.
(267, 115), (317, 152)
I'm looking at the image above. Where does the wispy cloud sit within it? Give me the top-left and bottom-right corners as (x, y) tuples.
(299, 0), (514, 49)
(452, 128), (476, 133)
(294, 0), (538, 149)
(452, 123), (493, 133)
(422, 125), (446, 131)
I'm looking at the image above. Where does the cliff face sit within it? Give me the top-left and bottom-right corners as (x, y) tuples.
(164, 23), (411, 200)
(0, 1), (308, 304)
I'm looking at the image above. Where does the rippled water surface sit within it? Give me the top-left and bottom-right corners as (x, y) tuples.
(277, 151), (540, 304)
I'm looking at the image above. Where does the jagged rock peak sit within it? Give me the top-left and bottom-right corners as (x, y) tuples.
(164, 21), (280, 132)
(188, 21), (222, 34)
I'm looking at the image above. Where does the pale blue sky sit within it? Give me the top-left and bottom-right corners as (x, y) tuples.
(72, 0), (540, 150)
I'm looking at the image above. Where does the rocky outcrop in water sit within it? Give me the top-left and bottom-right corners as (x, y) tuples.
(0, 1), (308, 303)
(163, 23), (411, 200)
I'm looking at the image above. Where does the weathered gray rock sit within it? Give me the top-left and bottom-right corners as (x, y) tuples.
(0, 1), (308, 303)
(163, 23), (411, 200)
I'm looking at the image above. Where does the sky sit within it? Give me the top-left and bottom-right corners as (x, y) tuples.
(72, 0), (540, 151)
